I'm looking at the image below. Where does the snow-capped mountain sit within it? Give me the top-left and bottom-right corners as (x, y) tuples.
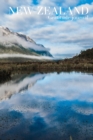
(0, 26), (52, 57)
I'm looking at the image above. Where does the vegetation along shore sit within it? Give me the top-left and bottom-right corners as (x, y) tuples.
(0, 48), (93, 81)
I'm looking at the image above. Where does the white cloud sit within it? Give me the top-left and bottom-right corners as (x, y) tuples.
(72, 105), (93, 115)
(0, 1), (93, 57)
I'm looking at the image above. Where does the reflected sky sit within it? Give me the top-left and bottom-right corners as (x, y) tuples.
(0, 72), (93, 140)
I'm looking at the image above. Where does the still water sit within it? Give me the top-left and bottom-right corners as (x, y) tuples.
(0, 72), (93, 140)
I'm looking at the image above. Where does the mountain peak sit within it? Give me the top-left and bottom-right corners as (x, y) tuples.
(0, 26), (10, 31)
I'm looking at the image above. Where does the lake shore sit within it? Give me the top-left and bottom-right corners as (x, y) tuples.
(1, 47), (93, 78)
(0, 57), (93, 80)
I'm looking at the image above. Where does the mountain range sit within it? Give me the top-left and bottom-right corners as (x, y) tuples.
(0, 26), (52, 58)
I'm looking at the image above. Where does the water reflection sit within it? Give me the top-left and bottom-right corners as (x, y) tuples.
(0, 73), (46, 101)
(0, 72), (93, 140)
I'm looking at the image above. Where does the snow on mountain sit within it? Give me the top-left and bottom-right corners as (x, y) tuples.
(0, 26), (52, 57)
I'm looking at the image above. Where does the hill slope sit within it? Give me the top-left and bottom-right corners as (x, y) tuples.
(0, 27), (52, 57)
(78, 48), (93, 59)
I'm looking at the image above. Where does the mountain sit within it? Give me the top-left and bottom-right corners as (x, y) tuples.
(0, 26), (52, 57)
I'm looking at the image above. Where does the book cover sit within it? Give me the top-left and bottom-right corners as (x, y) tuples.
(0, 0), (93, 140)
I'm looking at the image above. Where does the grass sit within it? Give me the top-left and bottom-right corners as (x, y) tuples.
(0, 47), (93, 79)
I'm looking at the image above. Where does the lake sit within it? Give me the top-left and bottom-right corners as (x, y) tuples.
(0, 72), (93, 140)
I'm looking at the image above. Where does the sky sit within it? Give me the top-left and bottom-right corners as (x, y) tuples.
(0, 0), (93, 58)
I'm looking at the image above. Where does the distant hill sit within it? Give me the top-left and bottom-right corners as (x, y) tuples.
(76, 48), (93, 59)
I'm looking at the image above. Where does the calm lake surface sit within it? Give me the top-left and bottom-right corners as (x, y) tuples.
(0, 72), (93, 140)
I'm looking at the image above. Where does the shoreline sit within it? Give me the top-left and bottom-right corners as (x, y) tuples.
(0, 57), (93, 80)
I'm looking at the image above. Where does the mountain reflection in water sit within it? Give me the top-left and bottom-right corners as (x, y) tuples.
(0, 72), (93, 140)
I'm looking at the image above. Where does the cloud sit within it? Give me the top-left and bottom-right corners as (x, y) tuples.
(0, 72), (93, 139)
(0, 1), (93, 57)
(25, 17), (93, 55)
(72, 104), (93, 115)
(0, 27), (50, 52)
(1, 72), (93, 104)
(29, 72), (93, 103)
(40, 0), (80, 7)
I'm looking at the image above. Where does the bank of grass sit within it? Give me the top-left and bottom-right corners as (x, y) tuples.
(0, 57), (93, 73)
(1, 48), (93, 79)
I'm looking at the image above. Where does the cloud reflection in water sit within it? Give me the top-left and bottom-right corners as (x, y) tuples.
(0, 72), (93, 140)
